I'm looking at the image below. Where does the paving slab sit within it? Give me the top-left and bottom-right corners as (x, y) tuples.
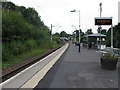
(35, 44), (119, 88)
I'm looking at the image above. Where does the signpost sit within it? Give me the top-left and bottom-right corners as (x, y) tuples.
(95, 17), (112, 25)
(95, 17), (113, 55)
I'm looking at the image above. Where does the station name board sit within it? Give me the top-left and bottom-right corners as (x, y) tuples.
(95, 17), (112, 25)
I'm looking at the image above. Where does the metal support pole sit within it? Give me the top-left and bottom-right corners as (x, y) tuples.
(100, 2), (102, 17)
(70, 10), (81, 52)
(51, 24), (52, 49)
(75, 30), (76, 43)
(99, 2), (102, 51)
(111, 22), (114, 55)
(78, 11), (81, 52)
(87, 36), (89, 49)
(99, 26), (101, 50)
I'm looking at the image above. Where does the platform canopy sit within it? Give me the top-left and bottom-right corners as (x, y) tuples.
(85, 33), (106, 37)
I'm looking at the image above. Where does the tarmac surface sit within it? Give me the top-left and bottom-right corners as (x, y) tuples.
(35, 44), (119, 88)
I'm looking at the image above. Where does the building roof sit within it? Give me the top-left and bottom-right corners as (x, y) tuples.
(60, 37), (68, 40)
(85, 33), (106, 37)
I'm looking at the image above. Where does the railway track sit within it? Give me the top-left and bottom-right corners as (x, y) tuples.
(1, 47), (60, 82)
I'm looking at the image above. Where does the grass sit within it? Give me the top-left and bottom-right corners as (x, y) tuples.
(2, 48), (47, 69)
(2, 44), (63, 69)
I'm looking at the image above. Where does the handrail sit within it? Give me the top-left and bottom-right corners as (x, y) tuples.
(104, 47), (120, 56)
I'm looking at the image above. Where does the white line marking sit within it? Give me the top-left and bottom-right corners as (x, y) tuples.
(20, 44), (68, 88)
(0, 44), (67, 88)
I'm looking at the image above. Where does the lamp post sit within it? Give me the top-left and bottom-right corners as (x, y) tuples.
(99, 2), (102, 51)
(51, 24), (53, 49)
(70, 10), (81, 52)
(111, 17), (114, 56)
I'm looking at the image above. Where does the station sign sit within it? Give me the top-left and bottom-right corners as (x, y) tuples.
(95, 17), (112, 25)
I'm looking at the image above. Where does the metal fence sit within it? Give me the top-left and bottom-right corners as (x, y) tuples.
(102, 47), (120, 57)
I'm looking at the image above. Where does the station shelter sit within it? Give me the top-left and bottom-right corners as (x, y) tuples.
(82, 33), (106, 49)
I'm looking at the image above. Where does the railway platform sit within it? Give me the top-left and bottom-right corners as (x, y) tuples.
(1, 43), (119, 89)
(1, 43), (69, 89)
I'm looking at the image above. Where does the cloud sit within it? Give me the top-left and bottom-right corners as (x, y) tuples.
(6, 0), (120, 34)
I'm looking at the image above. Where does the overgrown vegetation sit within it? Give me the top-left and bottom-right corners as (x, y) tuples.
(102, 52), (118, 59)
(2, 2), (62, 68)
(106, 23), (120, 48)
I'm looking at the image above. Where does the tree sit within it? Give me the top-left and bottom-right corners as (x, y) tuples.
(52, 34), (60, 44)
(97, 26), (102, 33)
(2, 1), (61, 67)
(54, 32), (60, 37)
(114, 23), (120, 48)
(85, 29), (93, 35)
(60, 31), (68, 37)
(106, 23), (120, 48)
(16, 6), (26, 15)
(74, 29), (84, 42)
(21, 8), (44, 27)
(106, 28), (111, 47)
(101, 29), (107, 35)
(2, 2), (16, 11)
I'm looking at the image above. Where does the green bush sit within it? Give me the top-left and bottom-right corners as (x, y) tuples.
(2, 44), (13, 61)
(9, 41), (25, 55)
(53, 35), (59, 44)
(102, 52), (118, 59)
(25, 39), (38, 50)
(2, 2), (61, 68)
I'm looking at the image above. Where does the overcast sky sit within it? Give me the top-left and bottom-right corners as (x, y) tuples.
(8, 0), (120, 34)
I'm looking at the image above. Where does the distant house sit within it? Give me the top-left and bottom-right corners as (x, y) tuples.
(60, 37), (68, 42)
